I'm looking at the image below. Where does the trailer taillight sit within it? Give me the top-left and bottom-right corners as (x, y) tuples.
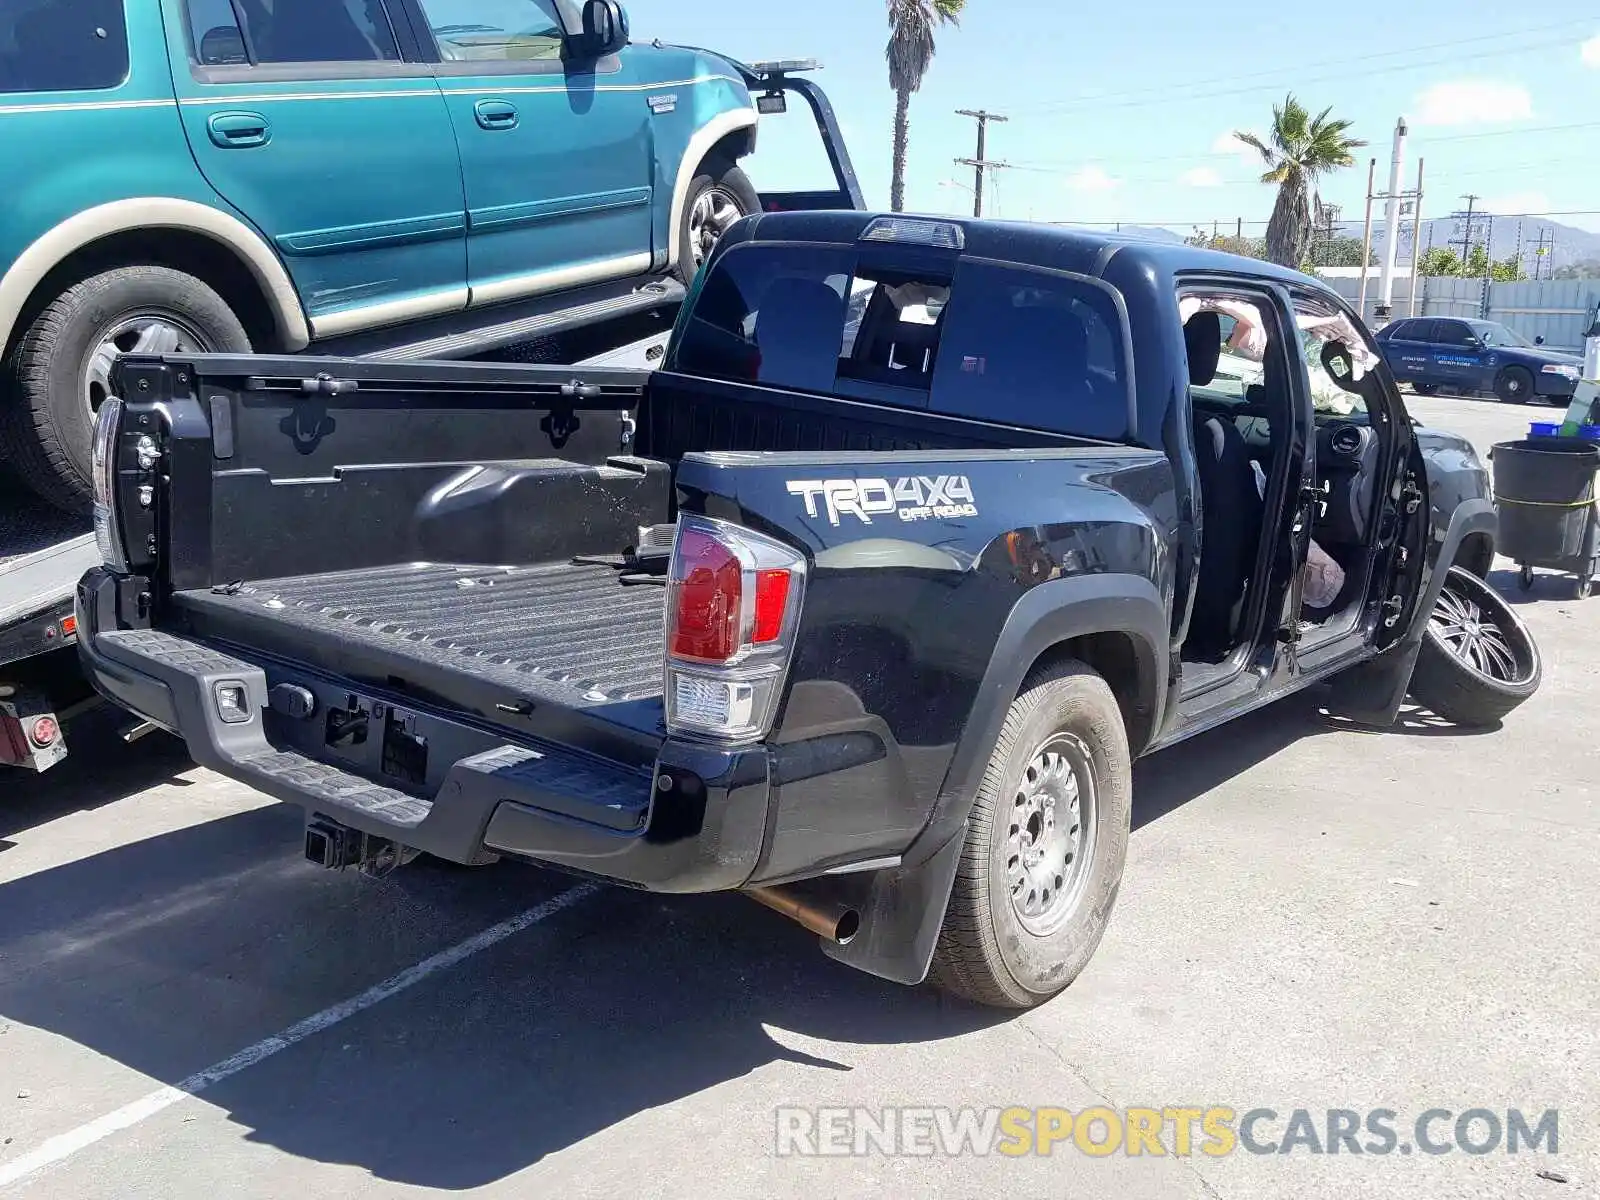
(663, 515), (806, 742)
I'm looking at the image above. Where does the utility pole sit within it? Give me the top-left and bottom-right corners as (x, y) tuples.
(1407, 158), (1425, 316)
(954, 109), (1008, 219)
(1358, 158), (1377, 319)
(1531, 227), (1555, 280)
(1375, 117), (1408, 322)
(1450, 194), (1480, 263)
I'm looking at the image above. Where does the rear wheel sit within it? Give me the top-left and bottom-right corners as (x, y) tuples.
(929, 660), (1132, 1009)
(1494, 365), (1534, 405)
(1409, 567), (1541, 727)
(675, 159), (760, 285)
(0, 265), (250, 512)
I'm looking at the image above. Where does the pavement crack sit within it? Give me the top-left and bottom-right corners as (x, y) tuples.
(1016, 1018), (1228, 1200)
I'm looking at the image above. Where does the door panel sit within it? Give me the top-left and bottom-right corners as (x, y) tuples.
(167, 0), (467, 337)
(1428, 320), (1485, 388)
(1388, 320), (1437, 385)
(411, 0), (655, 306)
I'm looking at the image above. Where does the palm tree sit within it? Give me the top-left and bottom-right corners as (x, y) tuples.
(1235, 96), (1365, 268)
(885, 0), (965, 212)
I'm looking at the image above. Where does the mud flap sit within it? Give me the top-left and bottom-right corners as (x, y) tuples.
(818, 828), (964, 986)
(1327, 499), (1496, 726)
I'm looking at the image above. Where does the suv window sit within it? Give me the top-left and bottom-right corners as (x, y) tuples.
(417, 0), (567, 61)
(0, 0), (130, 94)
(929, 261), (1129, 439)
(1382, 320), (1414, 340)
(187, 0), (401, 67)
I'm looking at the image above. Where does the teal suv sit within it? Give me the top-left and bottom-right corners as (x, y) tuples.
(0, 0), (770, 510)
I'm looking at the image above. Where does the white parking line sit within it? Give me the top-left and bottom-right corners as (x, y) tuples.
(0, 883), (599, 1191)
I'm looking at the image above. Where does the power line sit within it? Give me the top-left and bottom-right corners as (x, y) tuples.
(1425, 119), (1600, 144)
(1004, 16), (1593, 114)
(954, 108), (1009, 218)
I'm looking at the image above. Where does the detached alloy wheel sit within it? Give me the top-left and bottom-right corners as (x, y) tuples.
(1409, 567), (1541, 727)
(929, 660), (1132, 1009)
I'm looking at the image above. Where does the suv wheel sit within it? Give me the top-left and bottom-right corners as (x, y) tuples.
(1493, 365), (1534, 405)
(0, 266), (251, 512)
(675, 159), (760, 284)
(929, 660), (1132, 1009)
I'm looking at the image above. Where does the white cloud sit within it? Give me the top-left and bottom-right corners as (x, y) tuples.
(1412, 80), (1532, 127)
(1583, 34), (1600, 67)
(1213, 131), (1262, 164)
(1182, 167), (1224, 188)
(1482, 190), (1551, 217)
(1065, 166), (1120, 194)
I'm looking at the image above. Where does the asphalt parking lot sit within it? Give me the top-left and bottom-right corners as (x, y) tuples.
(2, 393), (1595, 1199)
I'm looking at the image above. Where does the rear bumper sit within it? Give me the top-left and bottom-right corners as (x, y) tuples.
(75, 569), (771, 891)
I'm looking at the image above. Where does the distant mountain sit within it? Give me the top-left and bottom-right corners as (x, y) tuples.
(1334, 216), (1600, 274)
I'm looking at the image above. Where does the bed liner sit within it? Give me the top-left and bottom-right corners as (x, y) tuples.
(173, 559), (667, 714)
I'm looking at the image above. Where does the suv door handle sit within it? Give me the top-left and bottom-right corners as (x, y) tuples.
(474, 99), (519, 130)
(207, 111), (270, 149)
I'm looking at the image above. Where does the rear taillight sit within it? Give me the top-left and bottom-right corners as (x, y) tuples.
(664, 514), (806, 741)
(91, 397), (130, 572)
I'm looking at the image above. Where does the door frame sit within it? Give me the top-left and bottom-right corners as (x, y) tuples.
(1171, 275), (1314, 719)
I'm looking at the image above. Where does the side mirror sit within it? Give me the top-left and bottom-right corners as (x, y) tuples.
(579, 0), (629, 57)
(1535, 335), (1546, 346)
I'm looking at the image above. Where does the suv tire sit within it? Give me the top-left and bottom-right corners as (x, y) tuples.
(674, 159), (760, 285)
(1, 265), (250, 513)
(929, 660), (1132, 1009)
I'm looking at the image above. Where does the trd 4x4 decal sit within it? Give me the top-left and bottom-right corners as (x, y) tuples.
(786, 476), (978, 526)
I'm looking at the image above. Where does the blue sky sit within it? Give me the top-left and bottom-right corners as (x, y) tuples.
(625, 0), (1600, 238)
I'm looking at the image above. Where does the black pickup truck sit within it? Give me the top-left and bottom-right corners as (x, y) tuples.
(76, 213), (1541, 1009)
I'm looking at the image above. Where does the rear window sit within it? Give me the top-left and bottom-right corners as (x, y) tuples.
(0, 0), (130, 94)
(929, 260), (1129, 438)
(671, 244), (1131, 439)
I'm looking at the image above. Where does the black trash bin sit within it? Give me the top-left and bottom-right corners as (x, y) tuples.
(1489, 437), (1600, 596)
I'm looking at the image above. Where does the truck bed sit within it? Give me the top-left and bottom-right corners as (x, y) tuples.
(174, 559), (667, 713)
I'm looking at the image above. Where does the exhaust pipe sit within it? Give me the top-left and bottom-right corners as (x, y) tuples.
(746, 885), (861, 945)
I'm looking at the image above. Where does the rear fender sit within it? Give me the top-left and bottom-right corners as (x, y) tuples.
(819, 572), (1169, 985)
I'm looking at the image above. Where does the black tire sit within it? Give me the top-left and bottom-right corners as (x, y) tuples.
(929, 660), (1132, 1009)
(1493, 365), (1534, 405)
(674, 159), (760, 285)
(1412, 383), (1438, 396)
(1409, 567), (1541, 728)
(0, 265), (250, 512)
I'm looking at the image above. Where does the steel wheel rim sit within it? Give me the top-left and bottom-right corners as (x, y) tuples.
(688, 186), (744, 269)
(1006, 732), (1096, 937)
(84, 312), (212, 417)
(1428, 572), (1536, 685)
(1503, 373), (1525, 397)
